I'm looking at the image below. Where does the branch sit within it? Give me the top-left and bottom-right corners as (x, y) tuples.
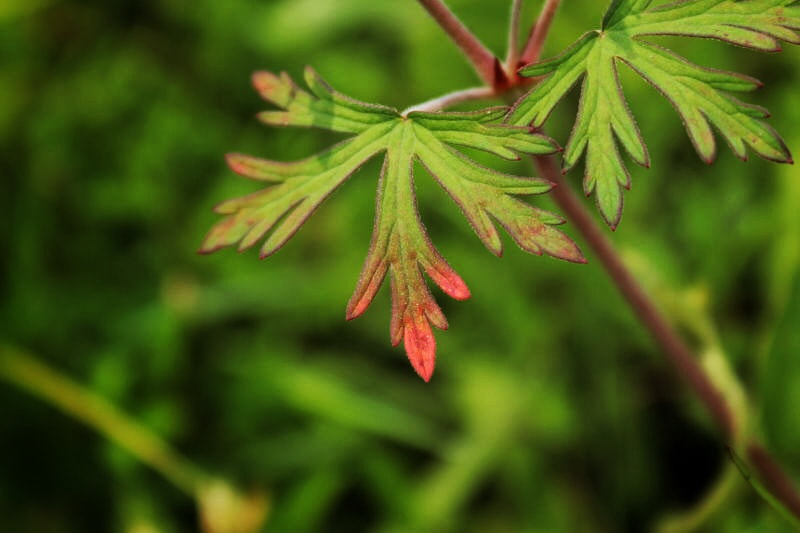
(534, 156), (735, 434)
(0, 344), (270, 533)
(520, 0), (561, 66)
(532, 154), (800, 523)
(506, 0), (524, 70)
(748, 444), (800, 520)
(0, 345), (205, 495)
(416, 0), (507, 88)
(402, 86), (496, 115)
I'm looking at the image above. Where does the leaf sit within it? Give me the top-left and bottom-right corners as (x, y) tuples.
(201, 67), (585, 381)
(509, 0), (799, 229)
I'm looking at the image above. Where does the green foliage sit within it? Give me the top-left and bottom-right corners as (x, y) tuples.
(201, 67), (583, 380)
(509, 0), (799, 227)
(4, 0), (800, 531)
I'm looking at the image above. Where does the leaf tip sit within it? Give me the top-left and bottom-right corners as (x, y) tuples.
(404, 317), (436, 382)
(598, 201), (623, 231)
(197, 233), (219, 255)
(225, 153), (248, 175)
(426, 261), (471, 301)
(251, 71), (277, 94)
(345, 293), (369, 322)
(346, 293), (372, 321)
(601, 203), (622, 231)
(258, 248), (277, 260)
(345, 303), (364, 322)
(442, 273), (471, 301)
(554, 240), (588, 264)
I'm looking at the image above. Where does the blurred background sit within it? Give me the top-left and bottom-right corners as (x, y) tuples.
(1, 0), (799, 531)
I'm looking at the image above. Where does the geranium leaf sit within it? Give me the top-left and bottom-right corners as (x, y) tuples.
(201, 68), (584, 381)
(510, 0), (799, 228)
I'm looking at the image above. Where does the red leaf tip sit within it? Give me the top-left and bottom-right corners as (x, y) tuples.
(345, 298), (370, 321)
(404, 315), (436, 382)
(225, 153), (248, 175)
(251, 71), (277, 93)
(427, 263), (471, 301)
(439, 272), (471, 301)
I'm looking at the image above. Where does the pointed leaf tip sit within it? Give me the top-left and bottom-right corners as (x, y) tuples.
(345, 297), (371, 322)
(251, 71), (277, 94)
(404, 315), (436, 382)
(225, 153), (249, 175)
(448, 279), (471, 301)
(252, 71), (293, 107)
(427, 263), (471, 301)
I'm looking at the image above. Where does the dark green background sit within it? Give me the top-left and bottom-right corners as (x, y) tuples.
(2, 0), (799, 531)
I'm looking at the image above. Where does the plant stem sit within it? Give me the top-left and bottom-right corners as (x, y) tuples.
(506, 0), (525, 71)
(748, 443), (800, 519)
(536, 156), (736, 435)
(416, 0), (505, 88)
(534, 156), (800, 522)
(418, 0), (800, 522)
(402, 87), (497, 115)
(520, 0), (561, 65)
(0, 345), (271, 532)
(0, 344), (206, 496)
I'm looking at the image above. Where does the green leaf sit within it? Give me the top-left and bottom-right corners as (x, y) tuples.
(510, 0), (798, 228)
(201, 67), (585, 381)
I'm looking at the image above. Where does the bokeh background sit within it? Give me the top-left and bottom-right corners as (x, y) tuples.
(2, 0), (799, 531)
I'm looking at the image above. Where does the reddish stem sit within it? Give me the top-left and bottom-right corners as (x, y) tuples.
(416, 0), (507, 88)
(520, 0), (562, 66)
(417, 0), (800, 522)
(506, 0), (524, 71)
(536, 155), (800, 521)
(534, 155), (736, 438)
(748, 444), (800, 519)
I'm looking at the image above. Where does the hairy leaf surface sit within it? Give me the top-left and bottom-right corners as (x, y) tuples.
(201, 68), (584, 381)
(509, 0), (799, 228)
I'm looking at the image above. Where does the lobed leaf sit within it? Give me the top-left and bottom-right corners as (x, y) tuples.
(510, 0), (799, 228)
(203, 69), (584, 380)
(345, 126), (471, 382)
(253, 67), (396, 133)
(414, 126), (583, 261)
(612, 0), (800, 51)
(200, 125), (391, 257)
(408, 109), (558, 160)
